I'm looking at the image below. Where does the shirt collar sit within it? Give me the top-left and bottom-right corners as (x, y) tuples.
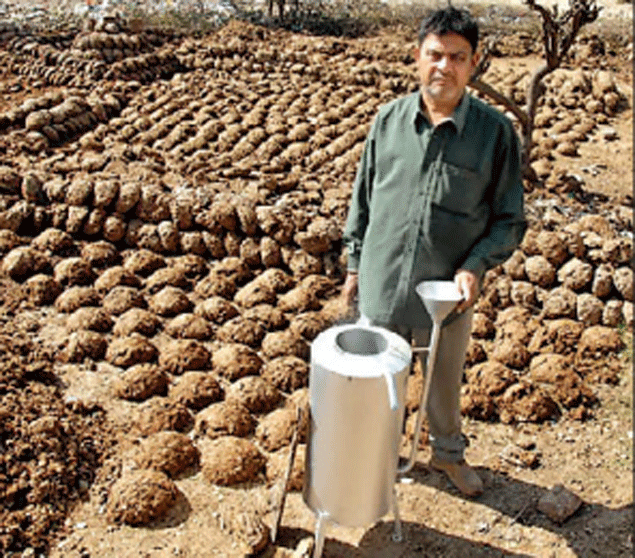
(412, 90), (470, 135)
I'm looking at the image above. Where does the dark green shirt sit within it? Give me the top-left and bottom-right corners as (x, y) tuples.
(343, 91), (527, 328)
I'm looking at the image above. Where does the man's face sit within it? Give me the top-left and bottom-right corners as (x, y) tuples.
(415, 32), (479, 109)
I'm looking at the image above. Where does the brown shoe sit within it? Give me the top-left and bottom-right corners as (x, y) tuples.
(430, 455), (484, 497)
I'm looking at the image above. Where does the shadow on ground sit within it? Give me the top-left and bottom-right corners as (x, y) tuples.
(275, 463), (633, 557)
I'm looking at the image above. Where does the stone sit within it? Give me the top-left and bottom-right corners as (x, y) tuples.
(277, 285), (320, 313)
(529, 353), (572, 383)
(289, 311), (328, 340)
(491, 338), (531, 370)
(537, 484), (583, 523)
(123, 249), (166, 276)
(157, 220), (180, 252)
(260, 236), (282, 268)
(465, 361), (516, 396)
(243, 304), (288, 331)
(239, 237), (261, 267)
(497, 381), (560, 424)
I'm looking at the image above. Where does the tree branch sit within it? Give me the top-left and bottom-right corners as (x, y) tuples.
(469, 78), (529, 130)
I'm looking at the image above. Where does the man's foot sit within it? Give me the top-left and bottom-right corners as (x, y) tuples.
(429, 455), (484, 497)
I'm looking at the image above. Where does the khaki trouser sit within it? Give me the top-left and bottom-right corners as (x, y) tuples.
(363, 308), (474, 463)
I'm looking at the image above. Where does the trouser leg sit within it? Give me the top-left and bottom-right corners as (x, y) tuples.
(360, 310), (473, 462)
(412, 308), (474, 463)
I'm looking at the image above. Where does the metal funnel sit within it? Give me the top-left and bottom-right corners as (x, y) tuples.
(415, 281), (463, 324)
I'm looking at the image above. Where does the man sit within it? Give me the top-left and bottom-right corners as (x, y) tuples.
(342, 7), (526, 497)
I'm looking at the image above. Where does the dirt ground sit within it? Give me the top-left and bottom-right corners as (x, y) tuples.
(0, 2), (632, 558)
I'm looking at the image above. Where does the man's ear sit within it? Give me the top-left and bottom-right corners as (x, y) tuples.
(471, 50), (481, 69)
(414, 45), (421, 62)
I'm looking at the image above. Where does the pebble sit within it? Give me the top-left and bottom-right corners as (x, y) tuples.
(476, 521), (490, 533)
(537, 484), (583, 523)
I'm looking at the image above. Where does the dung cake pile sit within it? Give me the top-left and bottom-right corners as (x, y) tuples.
(0, 15), (631, 554)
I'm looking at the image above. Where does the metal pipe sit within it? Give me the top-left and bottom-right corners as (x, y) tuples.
(391, 486), (403, 543)
(397, 320), (442, 474)
(313, 511), (329, 558)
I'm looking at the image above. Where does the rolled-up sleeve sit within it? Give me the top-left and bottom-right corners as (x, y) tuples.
(459, 120), (527, 280)
(343, 119), (376, 272)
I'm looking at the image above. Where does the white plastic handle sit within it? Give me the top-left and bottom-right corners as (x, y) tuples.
(384, 370), (399, 411)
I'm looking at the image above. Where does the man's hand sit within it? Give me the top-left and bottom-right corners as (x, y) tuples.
(454, 269), (478, 313)
(342, 272), (359, 309)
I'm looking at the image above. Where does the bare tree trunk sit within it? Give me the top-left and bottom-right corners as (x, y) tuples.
(522, 63), (552, 168)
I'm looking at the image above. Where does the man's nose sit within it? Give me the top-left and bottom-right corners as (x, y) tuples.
(437, 55), (449, 70)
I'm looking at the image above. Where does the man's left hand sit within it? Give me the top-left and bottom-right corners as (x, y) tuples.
(454, 269), (478, 313)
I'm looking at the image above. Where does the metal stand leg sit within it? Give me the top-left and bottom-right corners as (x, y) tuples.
(391, 486), (403, 543)
(313, 511), (328, 558)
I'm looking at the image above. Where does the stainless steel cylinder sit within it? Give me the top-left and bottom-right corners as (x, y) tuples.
(303, 324), (411, 527)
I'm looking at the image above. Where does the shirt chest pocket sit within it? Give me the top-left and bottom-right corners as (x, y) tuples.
(433, 162), (489, 215)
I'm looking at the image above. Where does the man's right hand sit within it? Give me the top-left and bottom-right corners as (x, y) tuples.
(342, 272), (359, 309)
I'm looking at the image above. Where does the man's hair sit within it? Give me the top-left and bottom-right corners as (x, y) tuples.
(418, 7), (479, 53)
